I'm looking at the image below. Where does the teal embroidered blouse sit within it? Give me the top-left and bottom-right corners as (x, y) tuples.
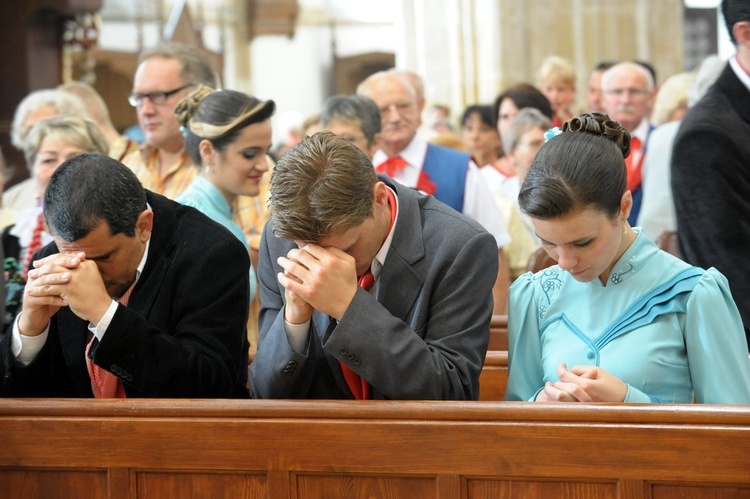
(177, 175), (257, 302)
(506, 229), (750, 403)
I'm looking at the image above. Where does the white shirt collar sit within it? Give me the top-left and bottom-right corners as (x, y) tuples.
(631, 117), (651, 144)
(370, 186), (399, 282)
(729, 55), (750, 93)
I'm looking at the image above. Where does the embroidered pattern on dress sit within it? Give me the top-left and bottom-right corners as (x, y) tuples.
(533, 267), (563, 319)
(610, 255), (637, 284)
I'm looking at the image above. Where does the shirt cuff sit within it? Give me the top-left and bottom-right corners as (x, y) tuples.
(12, 314), (49, 366)
(92, 300), (119, 341)
(284, 317), (311, 354)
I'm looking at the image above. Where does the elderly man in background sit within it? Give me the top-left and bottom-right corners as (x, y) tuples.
(357, 71), (511, 313)
(601, 61), (655, 225)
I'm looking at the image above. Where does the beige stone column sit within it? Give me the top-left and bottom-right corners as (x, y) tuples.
(400, 0), (684, 115)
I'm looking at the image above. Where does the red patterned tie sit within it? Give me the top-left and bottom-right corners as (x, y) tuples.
(624, 136), (643, 192)
(85, 280), (136, 398)
(21, 213), (45, 281)
(375, 156), (408, 178)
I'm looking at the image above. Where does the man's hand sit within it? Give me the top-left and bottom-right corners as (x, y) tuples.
(19, 252), (83, 336)
(276, 244), (359, 322)
(23, 252), (113, 330)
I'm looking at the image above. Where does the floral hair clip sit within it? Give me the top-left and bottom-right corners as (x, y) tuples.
(544, 127), (563, 142)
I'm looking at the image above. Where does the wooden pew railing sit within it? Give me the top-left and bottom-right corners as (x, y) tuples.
(488, 314), (508, 350)
(1, 399), (749, 498)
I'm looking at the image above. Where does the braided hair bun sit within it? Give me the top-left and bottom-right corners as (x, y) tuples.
(563, 112), (631, 159)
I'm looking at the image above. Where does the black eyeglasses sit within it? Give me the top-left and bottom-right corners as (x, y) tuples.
(127, 84), (194, 107)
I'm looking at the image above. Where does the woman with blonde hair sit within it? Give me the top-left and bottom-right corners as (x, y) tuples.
(2, 114), (108, 329)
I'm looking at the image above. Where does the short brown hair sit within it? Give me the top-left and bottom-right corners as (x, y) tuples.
(139, 42), (218, 88)
(270, 131), (378, 242)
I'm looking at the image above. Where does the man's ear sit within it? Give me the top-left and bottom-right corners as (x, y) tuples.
(135, 209), (154, 243)
(733, 21), (750, 48)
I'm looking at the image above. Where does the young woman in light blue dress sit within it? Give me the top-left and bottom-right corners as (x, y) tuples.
(174, 86), (275, 302)
(505, 113), (750, 404)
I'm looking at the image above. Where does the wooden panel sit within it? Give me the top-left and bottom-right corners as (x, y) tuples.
(0, 400), (749, 499)
(294, 473), (436, 499)
(650, 483), (750, 499)
(0, 468), (108, 499)
(466, 478), (617, 499)
(488, 315), (508, 351)
(478, 351), (508, 401)
(135, 470), (266, 498)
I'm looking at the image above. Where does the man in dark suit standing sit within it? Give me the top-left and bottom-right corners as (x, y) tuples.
(0, 153), (250, 397)
(249, 132), (497, 400)
(671, 0), (750, 348)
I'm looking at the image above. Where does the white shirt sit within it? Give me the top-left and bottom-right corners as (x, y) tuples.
(12, 236), (151, 366)
(373, 135), (511, 249)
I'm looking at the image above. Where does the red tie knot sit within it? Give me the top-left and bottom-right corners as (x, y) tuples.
(376, 156), (408, 177)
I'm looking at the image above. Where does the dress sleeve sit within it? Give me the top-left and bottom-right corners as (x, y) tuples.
(505, 273), (545, 401)
(684, 268), (750, 403)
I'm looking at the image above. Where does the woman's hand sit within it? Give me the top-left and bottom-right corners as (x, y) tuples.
(554, 363), (628, 402)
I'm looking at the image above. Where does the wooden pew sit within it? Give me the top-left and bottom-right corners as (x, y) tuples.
(488, 314), (508, 350)
(1, 399), (749, 498)
(479, 350), (508, 401)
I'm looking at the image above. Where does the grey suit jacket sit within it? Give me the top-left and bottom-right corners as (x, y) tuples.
(249, 177), (497, 399)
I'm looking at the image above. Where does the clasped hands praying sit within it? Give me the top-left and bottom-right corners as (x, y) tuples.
(276, 244), (360, 325)
(19, 252), (113, 337)
(536, 363), (629, 403)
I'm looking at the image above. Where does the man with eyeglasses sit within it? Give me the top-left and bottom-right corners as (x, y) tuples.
(121, 42), (217, 200)
(357, 71), (511, 314)
(601, 61), (656, 225)
(121, 42), (272, 265)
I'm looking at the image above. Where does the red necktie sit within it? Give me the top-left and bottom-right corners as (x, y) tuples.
(338, 188), (398, 400)
(85, 280), (136, 398)
(375, 156), (408, 177)
(21, 213), (45, 281)
(339, 271), (375, 400)
(624, 136), (643, 192)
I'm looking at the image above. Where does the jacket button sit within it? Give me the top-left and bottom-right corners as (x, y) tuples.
(346, 353), (354, 361)
(339, 348), (348, 355)
(352, 358), (361, 366)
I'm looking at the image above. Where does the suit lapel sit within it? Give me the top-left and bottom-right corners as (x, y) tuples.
(374, 180), (425, 324)
(717, 64), (750, 126)
(127, 191), (177, 317)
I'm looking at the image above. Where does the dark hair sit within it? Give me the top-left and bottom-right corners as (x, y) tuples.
(460, 104), (494, 128)
(722, 0), (750, 44)
(44, 153), (148, 241)
(593, 61), (617, 73)
(320, 95), (382, 144)
(270, 131), (377, 242)
(492, 83), (553, 127)
(176, 87), (275, 165)
(518, 113), (630, 220)
(634, 60), (658, 86)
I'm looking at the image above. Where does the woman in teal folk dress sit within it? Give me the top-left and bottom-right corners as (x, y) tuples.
(174, 86), (275, 303)
(505, 113), (750, 404)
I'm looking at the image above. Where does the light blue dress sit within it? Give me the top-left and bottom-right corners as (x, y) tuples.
(177, 175), (258, 302)
(506, 229), (750, 403)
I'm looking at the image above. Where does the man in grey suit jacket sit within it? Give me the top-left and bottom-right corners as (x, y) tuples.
(671, 0), (750, 347)
(249, 131), (497, 400)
